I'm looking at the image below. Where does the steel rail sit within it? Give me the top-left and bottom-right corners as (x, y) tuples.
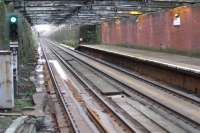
(41, 45), (80, 133)
(52, 41), (200, 105)
(49, 42), (200, 130)
(74, 47), (200, 104)
(49, 46), (149, 133)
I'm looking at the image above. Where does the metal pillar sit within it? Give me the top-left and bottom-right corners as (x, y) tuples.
(10, 41), (19, 98)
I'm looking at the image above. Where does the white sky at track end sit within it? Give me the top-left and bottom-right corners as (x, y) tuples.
(33, 24), (57, 36)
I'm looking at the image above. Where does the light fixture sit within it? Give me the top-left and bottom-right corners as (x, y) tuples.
(114, 16), (120, 19)
(115, 19), (120, 24)
(128, 11), (143, 15)
(100, 17), (106, 20)
(174, 13), (180, 18)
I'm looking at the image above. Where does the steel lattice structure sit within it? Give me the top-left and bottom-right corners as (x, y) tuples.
(5, 0), (200, 25)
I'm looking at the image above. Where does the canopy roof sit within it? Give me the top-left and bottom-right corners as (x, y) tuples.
(6, 0), (200, 25)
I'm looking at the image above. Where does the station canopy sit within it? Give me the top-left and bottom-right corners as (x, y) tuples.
(6, 0), (200, 25)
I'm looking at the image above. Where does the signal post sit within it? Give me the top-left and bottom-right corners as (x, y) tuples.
(8, 14), (19, 98)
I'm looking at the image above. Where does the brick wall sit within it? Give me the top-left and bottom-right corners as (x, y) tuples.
(101, 5), (200, 53)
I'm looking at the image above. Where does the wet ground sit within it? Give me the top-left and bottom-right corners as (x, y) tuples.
(1, 45), (55, 132)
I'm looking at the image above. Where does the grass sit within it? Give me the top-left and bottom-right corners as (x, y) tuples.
(0, 116), (14, 132)
(0, 2), (8, 49)
(15, 98), (33, 109)
(63, 40), (79, 48)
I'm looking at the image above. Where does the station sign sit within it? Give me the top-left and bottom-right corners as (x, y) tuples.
(173, 14), (181, 26)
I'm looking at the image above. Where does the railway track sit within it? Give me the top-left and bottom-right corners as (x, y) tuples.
(47, 45), (146, 133)
(45, 39), (200, 133)
(53, 40), (200, 105)
(42, 41), (144, 133)
(42, 46), (82, 133)
(76, 48), (200, 105)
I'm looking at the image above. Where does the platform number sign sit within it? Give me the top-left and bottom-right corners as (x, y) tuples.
(173, 14), (181, 26)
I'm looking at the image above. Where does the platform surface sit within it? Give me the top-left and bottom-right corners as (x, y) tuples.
(80, 45), (200, 74)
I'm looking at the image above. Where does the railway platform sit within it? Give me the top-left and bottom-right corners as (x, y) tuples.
(48, 40), (200, 132)
(78, 45), (200, 74)
(77, 45), (200, 95)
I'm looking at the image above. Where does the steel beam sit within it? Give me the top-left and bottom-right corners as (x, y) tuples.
(6, 0), (198, 25)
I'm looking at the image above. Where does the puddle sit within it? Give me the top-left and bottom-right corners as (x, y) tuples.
(30, 45), (46, 92)
(107, 94), (126, 99)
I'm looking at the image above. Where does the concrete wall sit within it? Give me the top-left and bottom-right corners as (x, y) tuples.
(0, 51), (14, 108)
(101, 5), (200, 53)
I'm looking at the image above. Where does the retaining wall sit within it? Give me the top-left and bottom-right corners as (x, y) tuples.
(101, 5), (200, 53)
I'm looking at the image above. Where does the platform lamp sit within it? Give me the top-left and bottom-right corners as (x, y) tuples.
(128, 11), (143, 15)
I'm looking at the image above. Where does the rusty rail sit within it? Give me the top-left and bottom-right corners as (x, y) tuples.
(49, 46), (150, 133)
(50, 41), (200, 130)
(41, 45), (80, 133)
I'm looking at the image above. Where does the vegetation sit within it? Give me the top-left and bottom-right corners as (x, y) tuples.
(17, 18), (36, 107)
(96, 24), (101, 44)
(80, 25), (101, 44)
(63, 40), (79, 48)
(0, 1), (8, 49)
(0, 2), (36, 62)
(49, 24), (101, 48)
(18, 17), (37, 64)
(49, 25), (80, 47)
(0, 2), (37, 109)
(15, 98), (33, 109)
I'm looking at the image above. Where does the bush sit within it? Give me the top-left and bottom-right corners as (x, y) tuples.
(64, 40), (79, 48)
(0, 2), (8, 49)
